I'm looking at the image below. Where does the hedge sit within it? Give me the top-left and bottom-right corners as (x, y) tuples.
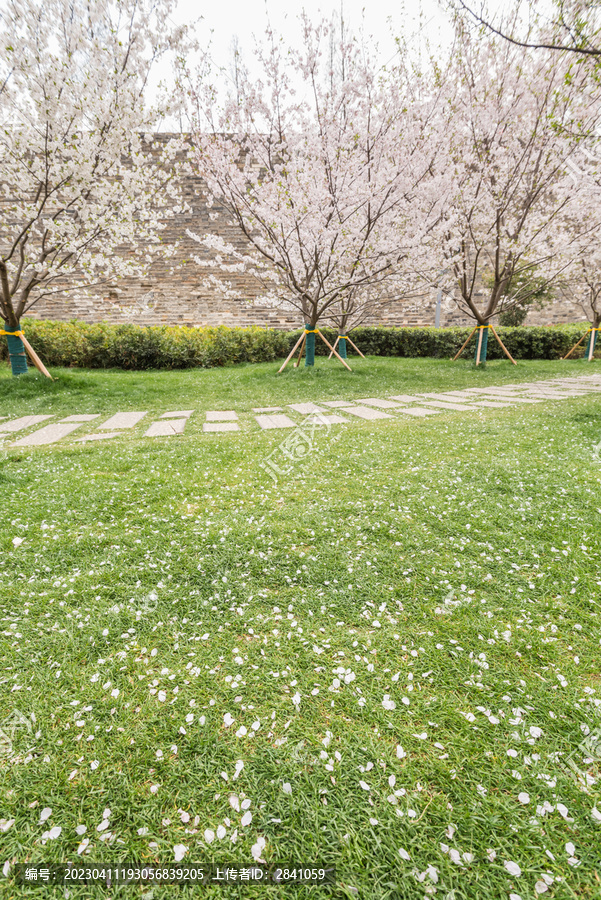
(0, 319), (595, 370)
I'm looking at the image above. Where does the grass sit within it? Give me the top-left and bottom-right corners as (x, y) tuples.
(0, 354), (595, 418)
(1, 356), (601, 899)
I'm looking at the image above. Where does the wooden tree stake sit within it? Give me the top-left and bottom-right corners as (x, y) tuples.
(346, 335), (366, 358)
(316, 330), (352, 371)
(490, 325), (517, 365)
(278, 332), (307, 373)
(452, 325), (478, 361)
(21, 334), (53, 379)
(293, 335), (307, 368)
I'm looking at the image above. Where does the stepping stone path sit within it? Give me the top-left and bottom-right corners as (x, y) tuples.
(1, 374), (600, 449)
(398, 407), (442, 417)
(14, 422), (84, 446)
(75, 432), (122, 443)
(255, 414), (297, 430)
(339, 405), (394, 420)
(145, 419), (188, 437)
(357, 398), (404, 409)
(0, 414), (53, 434)
(61, 414), (100, 422)
(203, 411), (240, 433)
(98, 411), (147, 430)
(288, 402), (327, 415)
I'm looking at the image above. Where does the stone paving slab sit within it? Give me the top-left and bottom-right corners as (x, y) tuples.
(144, 419), (187, 437)
(98, 411), (147, 430)
(13, 422), (83, 446)
(252, 406), (283, 413)
(206, 411), (239, 421)
(203, 422), (240, 432)
(0, 415), (53, 434)
(255, 414), (297, 430)
(397, 407), (442, 417)
(160, 410), (194, 419)
(288, 402), (327, 415)
(305, 414), (348, 425)
(75, 432), (121, 443)
(61, 414), (100, 423)
(339, 406), (394, 420)
(357, 398), (405, 409)
(422, 401), (474, 411)
(321, 400), (354, 408)
(472, 400), (516, 409)
(388, 394), (423, 403)
(421, 393), (477, 403)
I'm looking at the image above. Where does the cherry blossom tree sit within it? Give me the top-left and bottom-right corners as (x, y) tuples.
(182, 18), (440, 368)
(420, 18), (601, 364)
(0, 0), (189, 376)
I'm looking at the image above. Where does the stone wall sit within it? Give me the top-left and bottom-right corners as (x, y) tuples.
(27, 135), (588, 331)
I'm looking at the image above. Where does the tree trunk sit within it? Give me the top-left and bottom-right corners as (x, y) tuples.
(586, 326), (598, 361)
(474, 324), (489, 365)
(304, 322), (316, 367)
(3, 320), (28, 376)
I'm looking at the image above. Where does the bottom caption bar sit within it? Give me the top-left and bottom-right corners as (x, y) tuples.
(13, 864), (336, 886)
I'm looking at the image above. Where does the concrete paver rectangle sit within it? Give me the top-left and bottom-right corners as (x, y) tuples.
(61, 414), (100, 423)
(388, 394), (423, 403)
(339, 406), (394, 420)
(472, 401), (516, 409)
(75, 432), (121, 443)
(398, 407), (441, 417)
(145, 419), (187, 437)
(252, 406), (283, 413)
(288, 402), (327, 415)
(206, 410), (238, 421)
(203, 422), (240, 433)
(13, 422), (83, 446)
(357, 398), (404, 409)
(98, 412), (147, 430)
(422, 401), (474, 411)
(320, 400), (354, 408)
(0, 415), (53, 434)
(421, 393), (476, 403)
(160, 410), (194, 419)
(255, 414), (297, 430)
(305, 414), (348, 425)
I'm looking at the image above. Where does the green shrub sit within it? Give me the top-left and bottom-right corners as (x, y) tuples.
(0, 318), (591, 370)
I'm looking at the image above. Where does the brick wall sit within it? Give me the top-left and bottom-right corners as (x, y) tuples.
(27, 135), (589, 331)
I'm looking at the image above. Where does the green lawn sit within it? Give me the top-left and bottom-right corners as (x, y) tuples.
(1, 357), (601, 899)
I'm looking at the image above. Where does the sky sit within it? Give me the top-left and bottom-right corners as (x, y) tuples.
(151, 0), (512, 127)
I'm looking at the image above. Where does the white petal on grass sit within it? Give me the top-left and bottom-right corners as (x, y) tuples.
(217, 825), (227, 840)
(173, 844), (187, 862)
(204, 829), (215, 844)
(504, 860), (522, 877)
(228, 795), (240, 813)
(39, 808), (52, 823)
(77, 839), (90, 855)
(241, 811), (252, 827)
(518, 792), (530, 804)
(97, 819), (109, 832)
(47, 826), (61, 839)
(12, 537), (23, 547)
(158, 691), (167, 702)
(251, 836), (266, 862)
(534, 882), (548, 894)
(223, 713), (235, 727)
(90, 760), (99, 770)
(396, 746), (406, 759)
(282, 783), (292, 795)
(75, 825), (86, 836)
(398, 848), (410, 861)
(359, 781), (370, 791)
